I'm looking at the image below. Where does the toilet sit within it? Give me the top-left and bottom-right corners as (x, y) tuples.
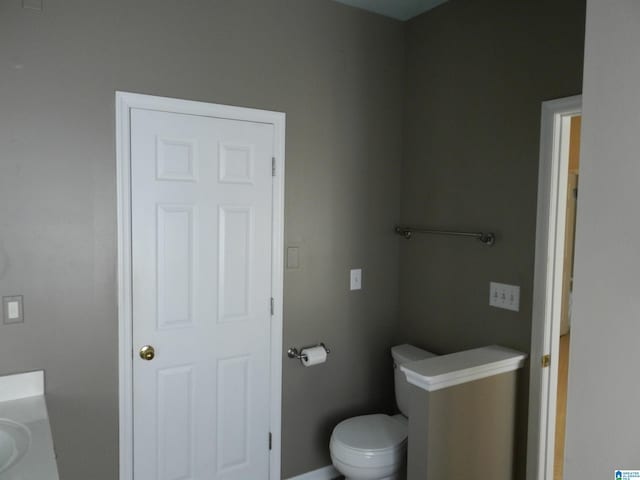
(329, 344), (435, 480)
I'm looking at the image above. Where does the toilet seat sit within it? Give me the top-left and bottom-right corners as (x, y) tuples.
(330, 414), (407, 469)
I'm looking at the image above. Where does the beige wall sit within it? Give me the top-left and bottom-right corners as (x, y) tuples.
(408, 373), (519, 480)
(398, 0), (585, 476)
(0, 1), (404, 478)
(564, 0), (640, 476)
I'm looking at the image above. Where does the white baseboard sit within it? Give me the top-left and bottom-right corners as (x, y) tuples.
(286, 464), (339, 480)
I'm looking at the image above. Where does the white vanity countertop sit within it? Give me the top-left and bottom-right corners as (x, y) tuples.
(401, 345), (527, 392)
(0, 371), (59, 480)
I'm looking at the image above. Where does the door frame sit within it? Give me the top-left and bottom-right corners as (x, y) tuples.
(526, 95), (581, 480)
(115, 91), (285, 480)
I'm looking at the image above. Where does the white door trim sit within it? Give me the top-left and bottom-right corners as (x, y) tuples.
(526, 95), (581, 480)
(116, 91), (285, 480)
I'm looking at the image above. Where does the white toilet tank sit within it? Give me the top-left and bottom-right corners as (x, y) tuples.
(391, 344), (436, 417)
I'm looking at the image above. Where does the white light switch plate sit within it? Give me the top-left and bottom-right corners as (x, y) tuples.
(350, 269), (362, 291)
(3, 295), (24, 324)
(489, 282), (520, 312)
(7, 301), (19, 319)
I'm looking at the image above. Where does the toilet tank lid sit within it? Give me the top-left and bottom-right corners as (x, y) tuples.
(391, 344), (435, 365)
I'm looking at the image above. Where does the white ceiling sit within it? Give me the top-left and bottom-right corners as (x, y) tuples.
(333, 0), (450, 21)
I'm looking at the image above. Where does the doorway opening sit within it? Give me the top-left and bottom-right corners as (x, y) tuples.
(526, 95), (582, 480)
(553, 113), (580, 480)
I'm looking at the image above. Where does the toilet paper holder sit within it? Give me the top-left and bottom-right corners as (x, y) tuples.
(287, 343), (331, 362)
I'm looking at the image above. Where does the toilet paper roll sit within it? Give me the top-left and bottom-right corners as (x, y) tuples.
(301, 346), (327, 367)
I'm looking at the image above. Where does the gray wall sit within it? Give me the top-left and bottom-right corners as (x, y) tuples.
(0, 1), (404, 478)
(564, 0), (640, 476)
(398, 0), (585, 475)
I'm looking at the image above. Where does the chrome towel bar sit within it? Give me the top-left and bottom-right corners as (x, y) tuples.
(394, 225), (495, 246)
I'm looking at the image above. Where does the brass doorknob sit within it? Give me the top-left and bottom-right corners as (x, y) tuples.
(139, 345), (155, 361)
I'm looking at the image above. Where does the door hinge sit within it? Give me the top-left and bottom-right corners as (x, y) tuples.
(542, 354), (551, 368)
(269, 432), (272, 450)
(272, 157), (276, 176)
(270, 297), (274, 316)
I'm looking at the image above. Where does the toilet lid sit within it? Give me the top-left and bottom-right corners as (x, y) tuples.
(332, 414), (407, 452)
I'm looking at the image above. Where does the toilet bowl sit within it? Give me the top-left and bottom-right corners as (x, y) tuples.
(329, 344), (435, 480)
(330, 414), (407, 480)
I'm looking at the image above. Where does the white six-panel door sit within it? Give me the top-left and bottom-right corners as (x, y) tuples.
(130, 107), (274, 480)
